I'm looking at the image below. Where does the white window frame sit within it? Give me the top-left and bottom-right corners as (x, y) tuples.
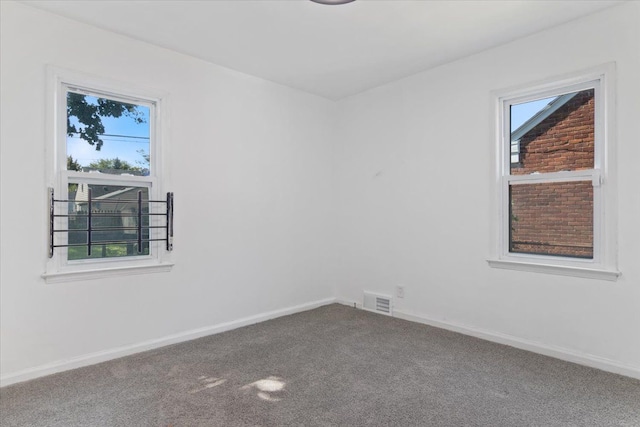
(488, 64), (619, 281)
(43, 66), (173, 283)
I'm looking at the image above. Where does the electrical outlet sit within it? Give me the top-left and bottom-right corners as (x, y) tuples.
(396, 286), (405, 299)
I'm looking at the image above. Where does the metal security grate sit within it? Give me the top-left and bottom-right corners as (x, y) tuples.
(48, 187), (173, 258)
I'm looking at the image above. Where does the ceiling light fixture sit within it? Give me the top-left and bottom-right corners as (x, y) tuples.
(310, 0), (356, 5)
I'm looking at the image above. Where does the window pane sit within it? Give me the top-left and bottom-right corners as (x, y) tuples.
(510, 89), (594, 175)
(509, 181), (593, 259)
(67, 184), (150, 260)
(66, 92), (150, 176)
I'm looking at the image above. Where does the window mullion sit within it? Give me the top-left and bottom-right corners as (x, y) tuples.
(506, 169), (596, 185)
(66, 173), (155, 188)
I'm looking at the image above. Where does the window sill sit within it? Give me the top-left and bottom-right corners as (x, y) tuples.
(487, 259), (620, 281)
(42, 262), (174, 284)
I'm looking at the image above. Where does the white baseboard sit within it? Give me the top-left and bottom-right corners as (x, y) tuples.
(335, 298), (640, 380)
(0, 297), (337, 388)
(4, 297), (637, 387)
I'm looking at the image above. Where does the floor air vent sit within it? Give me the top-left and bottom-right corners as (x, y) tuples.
(363, 292), (393, 316)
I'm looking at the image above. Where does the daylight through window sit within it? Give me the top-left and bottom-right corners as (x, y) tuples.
(509, 89), (595, 259)
(45, 69), (172, 283)
(65, 90), (154, 260)
(491, 65), (618, 279)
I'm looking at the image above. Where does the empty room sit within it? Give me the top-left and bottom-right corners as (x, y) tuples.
(1, 0), (639, 425)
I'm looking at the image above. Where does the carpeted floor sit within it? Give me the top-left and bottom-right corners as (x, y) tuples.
(1, 304), (639, 426)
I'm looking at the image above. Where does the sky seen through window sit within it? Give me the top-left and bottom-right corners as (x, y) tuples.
(67, 94), (150, 171)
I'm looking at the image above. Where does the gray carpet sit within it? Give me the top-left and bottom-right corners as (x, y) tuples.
(1, 304), (639, 427)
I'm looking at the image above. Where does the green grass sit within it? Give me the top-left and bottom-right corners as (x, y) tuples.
(68, 244), (148, 260)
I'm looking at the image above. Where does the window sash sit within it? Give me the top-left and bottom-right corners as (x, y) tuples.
(54, 175), (162, 266)
(501, 79), (602, 177)
(61, 84), (157, 178)
(502, 175), (599, 263)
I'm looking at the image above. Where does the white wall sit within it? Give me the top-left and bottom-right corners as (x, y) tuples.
(0, 2), (335, 383)
(333, 2), (640, 374)
(2, 1), (639, 385)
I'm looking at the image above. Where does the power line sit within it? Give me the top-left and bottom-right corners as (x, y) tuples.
(68, 132), (149, 140)
(68, 136), (149, 145)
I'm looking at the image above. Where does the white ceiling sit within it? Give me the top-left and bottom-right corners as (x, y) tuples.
(23, 0), (622, 100)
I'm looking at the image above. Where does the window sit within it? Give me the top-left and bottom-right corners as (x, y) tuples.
(44, 68), (173, 282)
(489, 65), (619, 280)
